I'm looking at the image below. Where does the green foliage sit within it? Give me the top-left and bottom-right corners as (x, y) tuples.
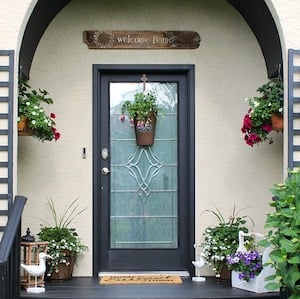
(200, 206), (254, 274)
(38, 198), (87, 275)
(121, 91), (159, 124)
(18, 78), (60, 142)
(262, 169), (300, 298)
(253, 79), (283, 119)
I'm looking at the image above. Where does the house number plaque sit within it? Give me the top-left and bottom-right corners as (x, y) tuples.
(83, 30), (200, 49)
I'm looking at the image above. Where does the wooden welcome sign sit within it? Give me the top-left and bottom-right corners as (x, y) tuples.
(83, 30), (200, 49)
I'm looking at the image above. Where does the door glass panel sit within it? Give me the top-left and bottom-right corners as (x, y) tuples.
(109, 82), (178, 249)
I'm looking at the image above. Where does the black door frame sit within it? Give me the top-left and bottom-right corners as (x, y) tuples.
(92, 64), (195, 276)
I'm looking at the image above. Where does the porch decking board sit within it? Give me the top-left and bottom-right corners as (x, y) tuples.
(20, 277), (280, 299)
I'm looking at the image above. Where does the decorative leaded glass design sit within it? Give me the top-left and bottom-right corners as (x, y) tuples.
(110, 82), (178, 249)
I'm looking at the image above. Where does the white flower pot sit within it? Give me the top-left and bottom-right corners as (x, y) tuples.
(231, 268), (279, 293)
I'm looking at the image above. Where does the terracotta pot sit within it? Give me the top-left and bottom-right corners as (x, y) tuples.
(271, 114), (283, 131)
(18, 116), (33, 136)
(134, 113), (156, 146)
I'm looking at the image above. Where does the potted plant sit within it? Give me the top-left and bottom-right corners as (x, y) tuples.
(241, 79), (283, 147)
(120, 91), (159, 146)
(18, 78), (61, 142)
(227, 249), (263, 282)
(260, 169), (300, 299)
(37, 198), (87, 279)
(200, 206), (254, 278)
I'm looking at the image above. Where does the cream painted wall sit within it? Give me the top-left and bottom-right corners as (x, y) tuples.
(16, 0), (285, 277)
(0, 0), (37, 198)
(0, 0), (36, 50)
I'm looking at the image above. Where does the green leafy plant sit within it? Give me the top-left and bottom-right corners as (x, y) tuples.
(18, 78), (61, 142)
(200, 206), (254, 276)
(120, 91), (159, 126)
(241, 79), (283, 146)
(38, 198), (87, 276)
(260, 169), (300, 299)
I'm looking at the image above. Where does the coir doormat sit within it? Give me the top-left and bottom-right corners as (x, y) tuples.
(99, 275), (182, 285)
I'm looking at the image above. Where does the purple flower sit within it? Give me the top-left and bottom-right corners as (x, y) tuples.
(238, 272), (246, 280)
(226, 250), (263, 282)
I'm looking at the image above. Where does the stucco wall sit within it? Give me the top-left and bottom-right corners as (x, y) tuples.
(15, 0), (285, 277)
(1, 0), (299, 279)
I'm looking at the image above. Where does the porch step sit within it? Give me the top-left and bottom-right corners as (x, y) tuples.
(20, 277), (280, 299)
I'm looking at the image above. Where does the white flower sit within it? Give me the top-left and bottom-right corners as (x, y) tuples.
(31, 120), (36, 125)
(26, 102), (30, 106)
(31, 111), (36, 115)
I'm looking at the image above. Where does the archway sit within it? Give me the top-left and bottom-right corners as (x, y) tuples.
(19, 0), (282, 79)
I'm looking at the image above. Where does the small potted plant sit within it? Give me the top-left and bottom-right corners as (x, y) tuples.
(241, 79), (283, 147)
(227, 249), (263, 282)
(260, 169), (300, 299)
(200, 206), (254, 278)
(38, 198), (87, 279)
(18, 78), (61, 142)
(120, 91), (159, 146)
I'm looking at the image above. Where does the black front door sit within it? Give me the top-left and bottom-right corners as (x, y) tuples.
(93, 65), (195, 275)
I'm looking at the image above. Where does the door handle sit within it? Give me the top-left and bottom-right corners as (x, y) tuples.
(102, 167), (110, 175)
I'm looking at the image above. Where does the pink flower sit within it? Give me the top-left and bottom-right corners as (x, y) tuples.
(245, 133), (261, 147)
(51, 127), (61, 141)
(50, 113), (56, 119)
(262, 124), (273, 133)
(119, 114), (125, 122)
(136, 121), (144, 127)
(54, 131), (61, 141)
(245, 135), (254, 147)
(242, 114), (252, 130)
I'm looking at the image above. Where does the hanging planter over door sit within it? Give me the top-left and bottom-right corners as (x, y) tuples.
(121, 75), (160, 147)
(134, 113), (156, 146)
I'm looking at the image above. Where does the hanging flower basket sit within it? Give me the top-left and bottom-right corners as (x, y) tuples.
(271, 113), (283, 131)
(121, 91), (160, 146)
(18, 116), (33, 136)
(18, 78), (61, 142)
(134, 113), (156, 146)
(241, 79), (283, 146)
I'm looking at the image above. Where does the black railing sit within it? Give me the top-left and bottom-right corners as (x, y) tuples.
(0, 196), (27, 299)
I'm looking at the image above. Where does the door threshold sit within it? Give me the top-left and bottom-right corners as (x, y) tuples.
(98, 271), (190, 277)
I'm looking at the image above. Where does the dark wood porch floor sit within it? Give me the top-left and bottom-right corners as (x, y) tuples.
(20, 277), (280, 299)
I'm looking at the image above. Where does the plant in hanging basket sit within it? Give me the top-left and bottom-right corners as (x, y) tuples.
(120, 91), (159, 145)
(18, 78), (61, 142)
(241, 79), (283, 147)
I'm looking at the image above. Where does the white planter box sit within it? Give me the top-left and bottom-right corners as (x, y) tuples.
(231, 269), (279, 293)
